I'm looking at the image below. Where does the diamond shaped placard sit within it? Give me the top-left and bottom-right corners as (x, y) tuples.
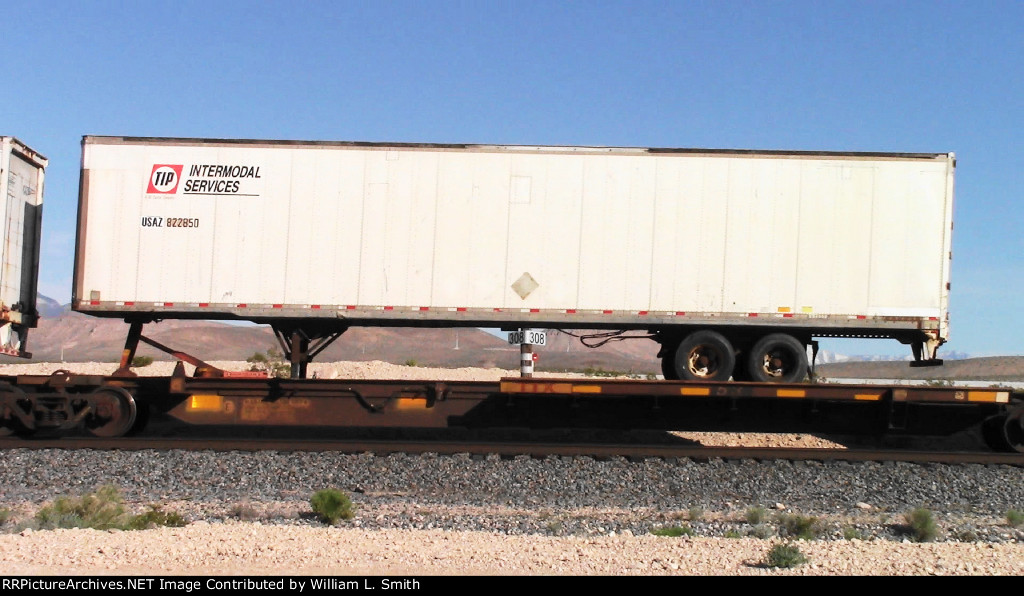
(511, 272), (539, 300)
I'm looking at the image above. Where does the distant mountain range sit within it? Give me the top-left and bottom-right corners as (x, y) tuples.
(36, 294), (66, 319)
(5, 296), (1020, 382)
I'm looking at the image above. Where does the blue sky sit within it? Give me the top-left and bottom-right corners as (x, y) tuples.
(5, 1), (1022, 357)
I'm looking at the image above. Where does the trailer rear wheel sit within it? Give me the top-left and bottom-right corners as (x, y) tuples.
(673, 331), (735, 382)
(1001, 409), (1024, 453)
(982, 414), (1011, 452)
(85, 387), (138, 438)
(746, 334), (808, 383)
(661, 347), (679, 380)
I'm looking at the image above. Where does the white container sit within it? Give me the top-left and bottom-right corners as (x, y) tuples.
(74, 137), (954, 353)
(0, 137), (46, 357)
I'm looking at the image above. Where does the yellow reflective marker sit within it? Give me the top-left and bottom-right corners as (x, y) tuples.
(393, 398), (427, 411)
(854, 394), (882, 401)
(967, 391), (1009, 403)
(680, 387), (711, 396)
(188, 394), (223, 411)
(776, 389), (806, 398)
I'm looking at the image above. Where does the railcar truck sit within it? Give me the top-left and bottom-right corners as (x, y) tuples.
(74, 137), (956, 382)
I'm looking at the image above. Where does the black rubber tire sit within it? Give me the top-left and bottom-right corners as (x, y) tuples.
(1002, 410), (1024, 453)
(745, 333), (808, 383)
(661, 347), (679, 380)
(981, 415), (1012, 452)
(672, 331), (736, 382)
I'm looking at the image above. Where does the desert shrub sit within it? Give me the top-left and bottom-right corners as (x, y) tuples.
(229, 502), (261, 521)
(748, 524), (774, 539)
(131, 356), (154, 367)
(951, 527), (979, 543)
(404, 359), (419, 367)
(1006, 509), (1024, 528)
(724, 529), (742, 539)
(247, 348), (291, 378)
(745, 506), (768, 525)
(765, 542), (807, 568)
(903, 508), (939, 543)
(650, 525), (695, 537)
(688, 506), (705, 522)
(125, 505), (187, 530)
(310, 489), (354, 524)
(31, 487), (185, 531)
(34, 485), (126, 530)
(777, 513), (824, 540)
(842, 526), (866, 540)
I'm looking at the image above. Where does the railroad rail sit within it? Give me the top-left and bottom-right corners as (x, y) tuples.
(1, 371), (1021, 452)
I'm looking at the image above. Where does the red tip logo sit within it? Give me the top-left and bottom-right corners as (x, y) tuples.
(147, 164), (183, 194)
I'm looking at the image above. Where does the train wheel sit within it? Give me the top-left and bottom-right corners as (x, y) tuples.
(85, 387), (138, 438)
(672, 331), (735, 382)
(745, 334), (808, 383)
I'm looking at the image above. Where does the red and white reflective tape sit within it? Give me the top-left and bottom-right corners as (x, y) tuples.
(75, 301), (945, 329)
(520, 351), (534, 376)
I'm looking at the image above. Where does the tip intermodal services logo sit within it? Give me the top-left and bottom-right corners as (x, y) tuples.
(147, 164), (184, 194)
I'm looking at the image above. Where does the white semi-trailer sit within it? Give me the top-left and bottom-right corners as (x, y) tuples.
(74, 136), (955, 381)
(0, 137), (45, 358)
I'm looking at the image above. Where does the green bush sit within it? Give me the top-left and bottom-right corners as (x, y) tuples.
(125, 505), (187, 530)
(247, 348), (291, 378)
(688, 506), (705, 522)
(131, 356), (154, 367)
(765, 542), (807, 568)
(748, 524), (774, 539)
(651, 525), (695, 537)
(777, 513), (824, 540)
(842, 526), (866, 540)
(310, 489), (354, 524)
(745, 506), (768, 525)
(35, 485), (126, 530)
(724, 529), (742, 539)
(1006, 509), (1024, 528)
(31, 487), (186, 531)
(904, 508), (938, 543)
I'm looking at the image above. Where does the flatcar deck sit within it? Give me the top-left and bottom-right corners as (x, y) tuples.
(1, 371), (1020, 452)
